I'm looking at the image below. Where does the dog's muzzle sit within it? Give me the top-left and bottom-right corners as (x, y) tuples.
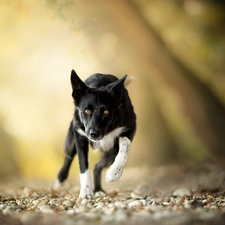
(88, 129), (103, 141)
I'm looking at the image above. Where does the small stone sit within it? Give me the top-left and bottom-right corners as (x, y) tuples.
(117, 193), (129, 201)
(67, 209), (76, 215)
(63, 200), (74, 207)
(202, 199), (208, 205)
(95, 202), (105, 209)
(115, 201), (127, 208)
(183, 200), (192, 209)
(95, 191), (105, 197)
(162, 201), (170, 206)
(32, 200), (39, 205)
(172, 188), (191, 197)
(130, 192), (143, 199)
(155, 198), (163, 204)
(11, 205), (24, 211)
(95, 197), (102, 202)
(37, 200), (48, 208)
(39, 205), (54, 214)
(145, 205), (158, 213)
(48, 199), (56, 206)
(176, 197), (185, 205)
(128, 200), (143, 208)
(140, 199), (146, 206)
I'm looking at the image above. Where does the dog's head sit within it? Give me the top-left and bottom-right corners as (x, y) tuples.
(71, 70), (127, 142)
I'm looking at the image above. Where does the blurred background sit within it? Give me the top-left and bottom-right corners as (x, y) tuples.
(1, 0), (225, 181)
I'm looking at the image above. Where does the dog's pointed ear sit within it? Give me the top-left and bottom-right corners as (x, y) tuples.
(71, 69), (89, 103)
(108, 74), (127, 98)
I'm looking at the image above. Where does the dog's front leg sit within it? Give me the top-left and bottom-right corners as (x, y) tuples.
(74, 131), (93, 199)
(106, 136), (131, 182)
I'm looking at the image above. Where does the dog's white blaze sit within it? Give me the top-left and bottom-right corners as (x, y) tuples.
(77, 128), (86, 137)
(106, 136), (131, 182)
(93, 127), (126, 152)
(79, 169), (93, 199)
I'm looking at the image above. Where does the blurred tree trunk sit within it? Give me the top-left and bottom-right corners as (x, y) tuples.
(52, 0), (225, 163)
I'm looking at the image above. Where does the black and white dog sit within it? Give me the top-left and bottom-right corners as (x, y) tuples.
(54, 70), (136, 199)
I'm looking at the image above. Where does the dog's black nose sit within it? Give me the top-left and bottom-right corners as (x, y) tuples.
(89, 129), (100, 139)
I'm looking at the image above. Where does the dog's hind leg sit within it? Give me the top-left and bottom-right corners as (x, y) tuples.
(94, 149), (118, 193)
(54, 122), (76, 189)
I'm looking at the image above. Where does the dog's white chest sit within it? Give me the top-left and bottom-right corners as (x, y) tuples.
(92, 127), (126, 152)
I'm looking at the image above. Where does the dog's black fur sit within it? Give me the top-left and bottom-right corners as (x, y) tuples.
(55, 70), (136, 198)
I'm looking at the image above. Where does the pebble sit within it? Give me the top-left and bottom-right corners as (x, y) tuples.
(63, 200), (74, 207)
(130, 192), (143, 199)
(95, 202), (105, 209)
(32, 200), (39, 205)
(176, 197), (185, 205)
(37, 200), (48, 208)
(128, 200), (143, 208)
(67, 209), (76, 215)
(37, 204), (53, 214)
(115, 201), (127, 208)
(162, 201), (170, 206)
(95, 191), (105, 197)
(140, 199), (147, 206)
(172, 188), (191, 197)
(0, 185), (224, 224)
(183, 200), (192, 209)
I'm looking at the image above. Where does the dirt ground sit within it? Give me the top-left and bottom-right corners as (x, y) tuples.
(1, 164), (225, 225)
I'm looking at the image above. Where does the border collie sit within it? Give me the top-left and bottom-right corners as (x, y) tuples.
(54, 70), (136, 199)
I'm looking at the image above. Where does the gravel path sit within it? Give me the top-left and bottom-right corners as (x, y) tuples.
(1, 165), (225, 225)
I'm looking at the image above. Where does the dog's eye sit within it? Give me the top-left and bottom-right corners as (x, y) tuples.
(84, 109), (91, 115)
(103, 110), (109, 115)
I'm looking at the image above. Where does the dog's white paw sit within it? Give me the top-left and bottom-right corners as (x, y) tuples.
(106, 164), (124, 182)
(95, 191), (106, 197)
(79, 170), (94, 199)
(79, 186), (94, 199)
(53, 179), (62, 190)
